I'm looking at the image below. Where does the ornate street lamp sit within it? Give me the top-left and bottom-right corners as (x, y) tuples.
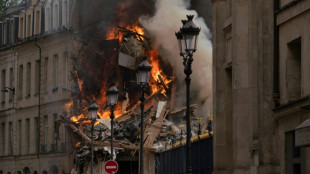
(137, 57), (152, 174)
(175, 15), (200, 174)
(107, 85), (119, 160)
(88, 102), (99, 174)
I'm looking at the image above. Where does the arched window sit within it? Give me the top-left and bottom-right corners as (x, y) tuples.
(0, 170), (3, 174)
(50, 165), (58, 174)
(23, 167), (30, 174)
(43, 170), (47, 174)
(33, 171), (38, 174)
(17, 171), (21, 174)
(7, 172), (11, 174)
(53, 4), (59, 29)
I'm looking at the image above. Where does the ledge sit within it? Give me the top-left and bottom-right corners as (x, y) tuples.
(276, 0), (310, 25)
(273, 95), (310, 120)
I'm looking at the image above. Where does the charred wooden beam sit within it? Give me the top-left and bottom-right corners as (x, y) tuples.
(157, 74), (169, 93)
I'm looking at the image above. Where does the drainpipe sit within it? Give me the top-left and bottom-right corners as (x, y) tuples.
(34, 39), (41, 159)
(273, 0), (300, 107)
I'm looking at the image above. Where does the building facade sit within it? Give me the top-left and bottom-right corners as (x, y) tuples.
(0, 0), (76, 174)
(212, 0), (310, 174)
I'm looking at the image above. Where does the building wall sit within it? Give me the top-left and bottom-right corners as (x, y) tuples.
(212, 0), (310, 174)
(0, 1), (76, 174)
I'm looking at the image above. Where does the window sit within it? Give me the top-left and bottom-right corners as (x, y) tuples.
(63, 1), (68, 26)
(225, 31), (232, 65)
(10, 20), (14, 44)
(63, 51), (68, 88)
(3, 22), (7, 45)
(19, 17), (24, 39)
(287, 38), (301, 101)
(18, 65), (23, 99)
(26, 119), (30, 154)
(8, 122), (12, 155)
(18, 120), (22, 154)
(35, 11), (40, 35)
(35, 60), (39, 95)
(27, 14), (31, 37)
(1, 69), (6, 103)
(52, 114), (58, 151)
(45, 7), (51, 33)
(53, 54), (58, 91)
(44, 57), (48, 93)
(9, 68), (13, 102)
(62, 124), (66, 143)
(285, 131), (302, 174)
(44, 115), (48, 151)
(1, 123), (5, 155)
(34, 117), (39, 153)
(26, 62), (31, 97)
(54, 4), (59, 30)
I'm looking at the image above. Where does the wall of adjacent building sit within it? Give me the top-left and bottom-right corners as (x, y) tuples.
(0, 1), (76, 174)
(212, 0), (310, 174)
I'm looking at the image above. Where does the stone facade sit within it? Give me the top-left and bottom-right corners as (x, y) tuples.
(0, 1), (75, 174)
(212, 0), (310, 174)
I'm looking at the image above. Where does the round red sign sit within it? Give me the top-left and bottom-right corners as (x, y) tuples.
(104, 160), (118, 174)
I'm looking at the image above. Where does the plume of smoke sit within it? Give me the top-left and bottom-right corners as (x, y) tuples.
(139, 0), (213, 114)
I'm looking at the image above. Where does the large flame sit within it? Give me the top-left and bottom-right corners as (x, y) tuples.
(106, 23), (145, 41)
(67, 24), (171, 124)
(149, 50), (172, 96)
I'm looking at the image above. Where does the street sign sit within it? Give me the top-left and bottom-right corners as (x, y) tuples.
(104, 160), (118, 174)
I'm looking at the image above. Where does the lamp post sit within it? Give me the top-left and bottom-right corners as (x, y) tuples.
(175, 15), (200, 174)
(107, 85), (119, 160)
(88, 103), (99, 174)
(137, 57), (152, 174)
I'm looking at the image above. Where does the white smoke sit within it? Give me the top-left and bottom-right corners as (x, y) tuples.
(139, 0), (213, 115)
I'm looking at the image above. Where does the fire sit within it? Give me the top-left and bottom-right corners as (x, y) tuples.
(149, 50), (172, 96)
(68, 24), (170, 125)
(64, 100), (73, 113)
(74, 70), (83, 92)
(75, 142), (81, 147)
(106, 27), (119, 40)
(105, 23), (145, 41)
(70, 113), (86, 123)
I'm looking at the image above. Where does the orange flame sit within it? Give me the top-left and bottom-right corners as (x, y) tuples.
(149, 50), (172, 96)
(74, 70), (83, 92)
(106, 23), (145, 41)
(67, 25), (171, 125)
(64, 100), (73, 113)
(75, 142), (81, 147)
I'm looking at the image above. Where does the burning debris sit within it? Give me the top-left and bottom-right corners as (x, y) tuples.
(62, 25), (213, 173)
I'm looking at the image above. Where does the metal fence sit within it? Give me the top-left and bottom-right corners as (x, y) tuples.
(155, 137), (213, 174)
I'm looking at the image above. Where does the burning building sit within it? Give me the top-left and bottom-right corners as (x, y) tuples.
(0, 0), (212, 174)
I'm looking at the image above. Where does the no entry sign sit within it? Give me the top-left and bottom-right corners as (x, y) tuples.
(104, 160), (118, 174)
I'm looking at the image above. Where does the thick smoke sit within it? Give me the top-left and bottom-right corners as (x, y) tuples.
(139, 0), (213, 114)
